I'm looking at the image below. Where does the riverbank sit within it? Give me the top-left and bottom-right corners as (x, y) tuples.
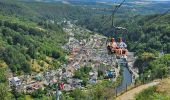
(127, 52), (139, 82)
(115, 60), (133, 95)
(110, 51), (140, 98)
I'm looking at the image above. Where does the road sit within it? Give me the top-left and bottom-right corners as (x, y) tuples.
(116, 81), (159, 100)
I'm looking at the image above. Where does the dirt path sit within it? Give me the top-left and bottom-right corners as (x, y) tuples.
(116, 81), (160, 100)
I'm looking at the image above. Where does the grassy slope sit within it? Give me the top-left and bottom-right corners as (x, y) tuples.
(135, 77), (170, 100)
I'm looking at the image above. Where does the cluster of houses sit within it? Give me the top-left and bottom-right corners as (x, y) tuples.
(62, 22), (119, 82)
(8, 68), (80, 93)
(8, 20), (120, 94)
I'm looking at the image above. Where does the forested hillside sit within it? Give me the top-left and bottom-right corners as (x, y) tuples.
(0, 0), (81, 74)
(0, 15), (67, 74)
(0, 0), (94, 24)
(0, 0), (94, 74)
(129, 14), (170, 54)
(78, 13), (170, 55)
(0, 1), (95, 99)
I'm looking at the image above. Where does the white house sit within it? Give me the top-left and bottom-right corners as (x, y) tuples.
(9, 77), (21, 86)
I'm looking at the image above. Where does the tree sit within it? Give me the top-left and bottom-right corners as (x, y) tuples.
(69, 89), (86, 99)
(0, 67), (7, 83)
(27, 45), (37, 59)
(12, 34), (25, 45)
(92, 84), (105, 100)
(149, 54), (170, 79)
(31, 88), (44, 98)
(2, 28), (12, 37)
(52, 51), (60, 59)
(0, 83), (8, 100)
(22, 63), (31, 73)
(134, 52), (155, 73)
(2, 46), (28, 73)
(11, 85), (18, 100)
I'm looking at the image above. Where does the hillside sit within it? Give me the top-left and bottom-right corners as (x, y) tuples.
(0, 0), (170, 100)
(0, 15), (67, 73)
(136, 77), (170, 100)
(78, 13), (170, 55)
(127, 14), (170, 55)
(0, 0), (93, 22)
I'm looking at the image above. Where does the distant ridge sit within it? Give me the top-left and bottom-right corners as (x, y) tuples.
(20, 0), (170, 3)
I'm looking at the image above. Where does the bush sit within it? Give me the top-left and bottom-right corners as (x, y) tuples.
(52, 51), (60, 59)
(31, 89), (44, 98)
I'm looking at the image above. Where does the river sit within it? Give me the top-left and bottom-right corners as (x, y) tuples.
(116, 59), (133, 93)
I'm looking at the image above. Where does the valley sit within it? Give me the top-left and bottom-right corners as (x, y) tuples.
(0, 0), (170, 100)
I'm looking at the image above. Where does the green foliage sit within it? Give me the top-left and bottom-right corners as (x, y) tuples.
(31, 88), (44, 98)
(135, 86), (170, 100)
(51, 51), (60, 59)
(137, 54), (170, 81)
(1, 46), (29, 73)
(0, 0), (170, 99)
(0, 14), (67, 73)
(73, 66), (92, 79)
(0, 83), (8, 100)
(78, 12), (170, 56)
(62, 81), (111, 100)
(148, 54), (170, 79)
(69, 89), (87, 100)
(73, 66), (92, 86)
(0, 64), (9, 100)
(92, 83), (106, 99)
(134, 52), (156, 74)
(0, 67), (7, 83)
(98, 70), (104, 78)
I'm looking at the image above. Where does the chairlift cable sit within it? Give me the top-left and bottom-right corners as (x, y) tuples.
(102, 0), (126, 28)
(111, 0), (125, 27)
